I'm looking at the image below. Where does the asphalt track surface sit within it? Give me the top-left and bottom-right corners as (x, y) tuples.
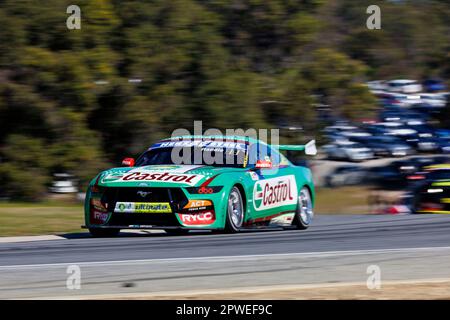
(1, 214), (450, 299)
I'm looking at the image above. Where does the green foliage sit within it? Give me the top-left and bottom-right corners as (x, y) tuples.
(0, 0), (448, 200)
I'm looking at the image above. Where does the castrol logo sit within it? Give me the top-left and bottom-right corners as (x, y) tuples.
(253, 175), (298, 211)
(178, 211), (215, 225)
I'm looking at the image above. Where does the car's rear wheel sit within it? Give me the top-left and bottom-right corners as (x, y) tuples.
(89, 228), (120, 238)
(224, 186), (245, 233)
(293, 187), (314, 230)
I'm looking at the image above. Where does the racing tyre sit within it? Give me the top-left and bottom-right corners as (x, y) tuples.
(293, 187), (314, 230)
(224, 186), (245, 233)
(89, 228), (120, 238)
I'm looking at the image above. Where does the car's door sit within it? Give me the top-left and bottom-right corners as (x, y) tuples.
(249, 145), (299, 225)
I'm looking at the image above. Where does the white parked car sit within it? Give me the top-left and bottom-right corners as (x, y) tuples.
(418, 93), (447, 108)
(49, 173), (78, 193)
(385, 80), (423, 94)
(367, 80), (386, 91)
(374, 122), (418, 136)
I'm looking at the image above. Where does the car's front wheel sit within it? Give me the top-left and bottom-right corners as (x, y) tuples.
(89, 228), (120, 238)
(293, 187), (314, 230)
(224, 186), (245, 233)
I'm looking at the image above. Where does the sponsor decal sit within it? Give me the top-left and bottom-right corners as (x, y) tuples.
(102, 166), (206, 184)
(91, 198), (108, 212)
(92, 211), (109, 224)
(121, 171), (203, 186)
(151, 140), (247, 150)
(115, 202), (172, 213)
(178, 211), (215, 226)
(253, 175), (298, 211)
(183, 200), (212, 209)
(102, 171), (127, 182)
(248, 171), (259, 181)
(269, 212), (295, 226)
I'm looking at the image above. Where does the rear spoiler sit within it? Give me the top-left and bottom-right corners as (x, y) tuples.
(273, 140), (317, 156)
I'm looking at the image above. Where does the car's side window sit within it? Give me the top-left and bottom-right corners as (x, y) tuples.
(247, 143), (289, 168)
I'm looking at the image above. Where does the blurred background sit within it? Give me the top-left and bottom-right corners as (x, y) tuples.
(0, 0), (449, 235)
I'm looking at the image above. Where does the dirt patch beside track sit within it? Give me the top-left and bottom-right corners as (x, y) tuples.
(77, 279), (450, 300)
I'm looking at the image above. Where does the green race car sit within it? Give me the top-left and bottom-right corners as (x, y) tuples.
(83, 135), (316, 237)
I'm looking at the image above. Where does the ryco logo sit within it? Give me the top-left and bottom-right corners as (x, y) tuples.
(178, 211), (215, 225)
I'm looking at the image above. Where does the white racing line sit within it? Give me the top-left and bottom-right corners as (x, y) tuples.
(0, 235), (66, 243)
(2, 246), (450, 270)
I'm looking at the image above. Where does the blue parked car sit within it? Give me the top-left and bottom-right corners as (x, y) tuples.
(435, 129), (450, 138)
(423, 79), (447, 93)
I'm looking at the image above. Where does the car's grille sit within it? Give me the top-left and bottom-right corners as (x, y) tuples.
(107, 211), (181, 227)
(101, 187), (188, 227)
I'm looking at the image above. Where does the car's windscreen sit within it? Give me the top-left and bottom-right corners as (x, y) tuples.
(135, 147), (249, 168)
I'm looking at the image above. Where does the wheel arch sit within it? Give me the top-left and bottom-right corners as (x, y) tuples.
(233, 183), (247, 212)
(302, 184), (314, 206)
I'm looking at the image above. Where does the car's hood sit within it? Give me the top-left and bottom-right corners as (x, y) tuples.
(97, 165), (243, 188)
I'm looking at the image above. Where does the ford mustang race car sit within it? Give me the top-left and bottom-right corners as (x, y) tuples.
(83, 135), (317, 237)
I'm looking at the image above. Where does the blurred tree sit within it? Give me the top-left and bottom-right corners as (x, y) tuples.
(0, 0), (448, 200)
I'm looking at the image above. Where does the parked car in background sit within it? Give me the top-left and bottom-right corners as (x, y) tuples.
(385, 79), (423, 94)
(350, 135), (413, 157)
(436, 137), (450, 153)
(49, 173), (78, 193)
(368, 122), (418, 137)
(325, 166), (367, 187)
(418, 93), (447, 108)
(367, 164), (406, 188)
(436, 129), (450, 138)
(412, 137), (442, 153)
(322, 141), (374, 162)
(411, 103), (445, 116)
(367, 80), (386, 91)
(423, 79), (447, 93)
(377, 92), (421, 107)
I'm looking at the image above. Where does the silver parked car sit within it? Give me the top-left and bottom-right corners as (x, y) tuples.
(322, 141), (374, 162)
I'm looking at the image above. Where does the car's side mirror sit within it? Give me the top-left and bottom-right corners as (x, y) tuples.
(255, 160), (272, 169)
(122, 157), (135, 167)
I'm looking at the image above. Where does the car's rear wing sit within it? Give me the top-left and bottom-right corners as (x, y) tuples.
(273, 140), (317, 156)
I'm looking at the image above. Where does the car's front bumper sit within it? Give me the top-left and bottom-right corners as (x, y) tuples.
(85, 186), (228, 230)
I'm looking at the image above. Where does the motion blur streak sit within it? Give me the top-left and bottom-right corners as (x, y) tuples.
(2, 214), (450, 299)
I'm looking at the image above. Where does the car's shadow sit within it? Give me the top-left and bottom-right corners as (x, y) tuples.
(57, 230), (216, 239)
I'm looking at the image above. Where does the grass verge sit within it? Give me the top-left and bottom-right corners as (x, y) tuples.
(315, 186), (372, 215)
(0, 201), (84, 236)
